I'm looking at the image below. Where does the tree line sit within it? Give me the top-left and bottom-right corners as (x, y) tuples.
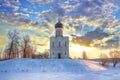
(0, 29), (49, 60)
(100, 49), (120, 67)
(73, 50), (120, 68)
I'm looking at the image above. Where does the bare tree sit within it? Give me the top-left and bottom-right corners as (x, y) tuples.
(82, 51), (88, 60)
(100, 53), (109, 67)
(4, 29), (20, 59)
(109, 49), (120, 67)
(43, 50), (49, 59)
(33, 50), (49, 59)
(32, 53), (42, 59)
(4, 30), (36, 59)
(20, 35), (36, 58)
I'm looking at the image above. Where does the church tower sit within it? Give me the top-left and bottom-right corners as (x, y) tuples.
(50, 21), (69, 59)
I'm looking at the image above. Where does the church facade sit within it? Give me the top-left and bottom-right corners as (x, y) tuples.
(50, 21), (69, 59)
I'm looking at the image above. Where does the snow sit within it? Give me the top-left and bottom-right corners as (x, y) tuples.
(84, 60), (107, 70)
(0, 58), (120, 80)
(0, 59), (87, 73)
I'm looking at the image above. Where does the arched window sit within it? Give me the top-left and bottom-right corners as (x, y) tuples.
(65, 41), (67, 46)
(59, 41), (60, 47)
(52, 42), (54, 47)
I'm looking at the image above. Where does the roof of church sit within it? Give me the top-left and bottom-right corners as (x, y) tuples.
(55, 21), (63, 28)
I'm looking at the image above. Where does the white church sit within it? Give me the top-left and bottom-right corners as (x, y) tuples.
(50, 21), (69, 59)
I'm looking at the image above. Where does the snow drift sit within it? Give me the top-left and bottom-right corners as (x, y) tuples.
(0, 58), (90, 73)
(0, 58), (120, 80)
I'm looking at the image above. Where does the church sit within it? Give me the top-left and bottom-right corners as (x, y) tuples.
(50, 21), (69, 59)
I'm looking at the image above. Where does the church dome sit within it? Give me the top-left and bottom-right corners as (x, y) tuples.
(55, 21), (63, 28)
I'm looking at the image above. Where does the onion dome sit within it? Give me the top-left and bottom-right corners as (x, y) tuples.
(55, 21), (63, 28)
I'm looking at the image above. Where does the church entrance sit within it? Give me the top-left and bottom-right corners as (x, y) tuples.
(58, 53), (61, 59)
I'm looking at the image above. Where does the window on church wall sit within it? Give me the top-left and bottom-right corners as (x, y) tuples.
(56, 30), (60, 36)
(52, 42), (54, 47)
(57, 31), (59, 36)
(59, 41), (61, 47)
(65, 41), (67, 47)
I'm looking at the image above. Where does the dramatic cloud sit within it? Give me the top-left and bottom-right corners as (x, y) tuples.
(0, 0), (120, 52)
(71, 28), (109, 46)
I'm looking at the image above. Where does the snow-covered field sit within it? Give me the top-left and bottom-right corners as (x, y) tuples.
(0, 58), (120, 80)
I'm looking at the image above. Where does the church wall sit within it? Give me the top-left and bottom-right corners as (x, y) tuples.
(50, 37), (69, 59)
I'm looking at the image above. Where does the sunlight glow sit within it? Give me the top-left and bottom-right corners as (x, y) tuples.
(70, 44), (89, 52)
(84, 60), (107, 70)
(70, 43), (101, 59)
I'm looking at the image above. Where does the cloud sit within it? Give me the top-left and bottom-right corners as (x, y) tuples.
(0, 0), (21, 11)
(58, 0), (104, 16)
(35, 0), (120, 48)
(57, 0), (120, 28)
(1, 0), (119, 32)
(0, 0), (120, 52)
(71, 28), (109, 46)
(88, 31), (120, 48)
(52, 5), (65, 16)
(28, 0), (53, 4)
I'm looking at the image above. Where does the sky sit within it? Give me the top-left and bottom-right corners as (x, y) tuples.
(0, 0), (120, 59)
